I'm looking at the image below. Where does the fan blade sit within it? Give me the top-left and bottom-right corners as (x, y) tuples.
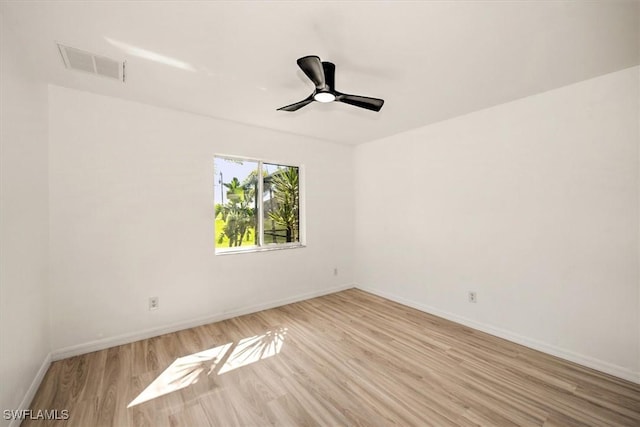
(297, 55), (325, 89)
(277, 95), (314, 112)
(336, 92), (384, 112)
(322, 62), (335, 90)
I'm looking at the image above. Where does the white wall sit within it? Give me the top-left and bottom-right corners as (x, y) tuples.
(0, 14), (51, 426)
(48, 86), (354, 355)
(354, 67), (640, 382)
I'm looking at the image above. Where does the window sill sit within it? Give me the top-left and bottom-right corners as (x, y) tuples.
(215, 243), (306, 256)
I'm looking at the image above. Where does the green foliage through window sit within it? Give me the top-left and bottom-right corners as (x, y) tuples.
(214, 157), (301, 252)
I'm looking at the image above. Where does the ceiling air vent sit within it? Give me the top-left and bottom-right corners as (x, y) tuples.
(57, 43), (125, 82)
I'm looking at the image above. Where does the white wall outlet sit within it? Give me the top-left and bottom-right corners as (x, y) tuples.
(468, 291), (477, 303)
(149, 296), (159, 310)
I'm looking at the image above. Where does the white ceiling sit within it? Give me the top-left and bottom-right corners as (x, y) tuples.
(1, 1), (638, 145)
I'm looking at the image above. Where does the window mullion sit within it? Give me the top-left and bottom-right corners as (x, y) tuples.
(257, 161), (264, 247)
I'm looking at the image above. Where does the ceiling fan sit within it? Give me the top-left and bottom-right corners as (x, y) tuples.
(277, 55), (384, 112)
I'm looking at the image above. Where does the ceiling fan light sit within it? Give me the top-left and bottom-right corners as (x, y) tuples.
(314, 92), (336, 103)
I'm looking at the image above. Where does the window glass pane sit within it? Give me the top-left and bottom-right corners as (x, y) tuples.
(263, 163), (300, 244)
(214, 158), (259, 249)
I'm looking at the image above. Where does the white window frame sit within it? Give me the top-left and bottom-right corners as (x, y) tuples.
(214, 154), (305, 255)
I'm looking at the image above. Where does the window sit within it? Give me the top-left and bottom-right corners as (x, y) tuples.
(214, 156), (302, 253)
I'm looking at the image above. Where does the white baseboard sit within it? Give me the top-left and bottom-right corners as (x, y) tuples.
(52, 284), (355, 361)
(356, 285), (640, 385)
(9, 352), (52, 427)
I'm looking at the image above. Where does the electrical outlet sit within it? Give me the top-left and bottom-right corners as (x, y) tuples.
(468, 292), (477, 303)
(149, 296), (159, 310)
(333, 267), (338, 276)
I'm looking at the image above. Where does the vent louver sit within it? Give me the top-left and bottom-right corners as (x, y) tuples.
(57, 43), (124, 82)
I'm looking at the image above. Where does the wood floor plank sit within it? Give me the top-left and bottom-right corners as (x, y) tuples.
(199, 387), (248, 426)
(23, 289), (640, 426)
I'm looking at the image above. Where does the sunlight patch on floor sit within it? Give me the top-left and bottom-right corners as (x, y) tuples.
(128, 327), (288, 408)
(218, 327), (287, 374)
(127, 342), (232, 408)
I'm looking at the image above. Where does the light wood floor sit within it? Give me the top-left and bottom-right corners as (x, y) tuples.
(25, 289), (640, 426)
